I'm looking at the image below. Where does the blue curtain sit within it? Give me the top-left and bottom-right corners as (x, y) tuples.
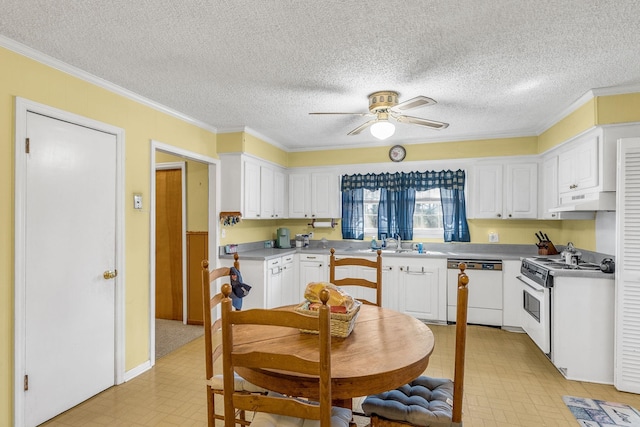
(440, 188), (470, 242)
(378, 188), (416, 240)
(341, 188), (364, 240)
(341, 170), (469, 242)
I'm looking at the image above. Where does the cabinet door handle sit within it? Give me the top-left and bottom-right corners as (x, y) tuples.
(497, 213), (502, 218)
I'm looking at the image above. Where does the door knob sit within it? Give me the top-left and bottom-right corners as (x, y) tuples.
(103, 269), (118, 280)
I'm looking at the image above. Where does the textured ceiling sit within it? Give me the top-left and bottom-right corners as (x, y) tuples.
(2, 0), (640, 151)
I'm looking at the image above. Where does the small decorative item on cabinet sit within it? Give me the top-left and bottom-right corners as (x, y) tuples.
(220, 211), (242, 226)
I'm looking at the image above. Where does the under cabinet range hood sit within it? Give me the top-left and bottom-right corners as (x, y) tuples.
(549, 191), (616, 212)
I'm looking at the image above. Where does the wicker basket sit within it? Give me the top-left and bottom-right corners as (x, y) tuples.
(294, 300), (361, 338)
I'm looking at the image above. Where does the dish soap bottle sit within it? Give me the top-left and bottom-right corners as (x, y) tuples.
(371, 237), (378, 249)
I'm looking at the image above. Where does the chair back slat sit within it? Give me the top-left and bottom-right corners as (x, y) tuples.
(329, 248), (383, 306)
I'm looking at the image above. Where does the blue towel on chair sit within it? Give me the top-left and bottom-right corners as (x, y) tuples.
(230, 267), (251, 310)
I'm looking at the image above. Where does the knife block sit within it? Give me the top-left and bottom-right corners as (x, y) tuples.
(545, 242), (559, 255)
(537, 242), (559, 256)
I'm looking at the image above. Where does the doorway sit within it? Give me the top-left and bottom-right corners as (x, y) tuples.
(150, 141), (220, 364)
(13, 98), (125, 427)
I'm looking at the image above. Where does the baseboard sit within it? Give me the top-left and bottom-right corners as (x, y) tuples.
(124, 360), (152, 382)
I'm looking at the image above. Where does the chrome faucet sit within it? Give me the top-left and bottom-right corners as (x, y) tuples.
(394, 233), (402, 250)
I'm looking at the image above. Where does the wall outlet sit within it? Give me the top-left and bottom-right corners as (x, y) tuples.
(308, 232), (314, 238)
(489, 232), (499, 243)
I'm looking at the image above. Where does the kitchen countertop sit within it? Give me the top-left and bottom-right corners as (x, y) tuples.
(220, 243), (539, 262)
(550, 268), (614, 280)
(219, 242), (615, 279)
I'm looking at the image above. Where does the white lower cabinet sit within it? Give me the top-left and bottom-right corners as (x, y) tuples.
(265, 257), (282, 309)
(381, 262), (398, 311)
(393, 258), (447, 322)
(280, 255), (297, 305)
(298, 253), (328, 299)
(552, 276), (614, 384)
(265, 254), (296, 308)
(219, 259), (265, 310)
(502, 260), (523, 330)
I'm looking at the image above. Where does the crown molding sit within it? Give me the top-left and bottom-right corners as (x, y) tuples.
(0, 35), (218, 134)
(535, 84), (640, 135)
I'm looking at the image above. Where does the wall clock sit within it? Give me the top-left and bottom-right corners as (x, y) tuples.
(389, 145), (406, 162)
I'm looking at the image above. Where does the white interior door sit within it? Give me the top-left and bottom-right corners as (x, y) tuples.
(23, 111), (117, 426)
(615, 137), (640, 394)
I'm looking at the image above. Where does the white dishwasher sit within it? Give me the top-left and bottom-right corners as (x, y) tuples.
(447, 259), (503, 326)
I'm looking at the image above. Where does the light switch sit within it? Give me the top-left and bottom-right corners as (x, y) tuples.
(133, 194), (143, 210)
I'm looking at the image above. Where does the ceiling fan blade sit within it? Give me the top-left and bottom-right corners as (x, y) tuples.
(309, 112), (372, 116)
(389, 96), (436, 113)
(347, 119), (377, 135)
(393, 114), (449, 129)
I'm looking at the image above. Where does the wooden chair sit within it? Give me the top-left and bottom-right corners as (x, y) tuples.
(220, 284), (352, 427)
(362, 263), (470, 427)
(329, 248), (383, 306)
(201, 254), (266, 427)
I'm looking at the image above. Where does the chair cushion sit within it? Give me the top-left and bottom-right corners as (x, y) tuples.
(361, 376), (454, 426)
(209, 373), (267, 393)
(249, 392), (352, 427)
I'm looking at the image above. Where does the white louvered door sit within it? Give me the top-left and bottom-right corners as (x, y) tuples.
(615, 137), (640, 393)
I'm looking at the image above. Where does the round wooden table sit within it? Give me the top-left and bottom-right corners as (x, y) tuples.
(232, 304), (435, 402)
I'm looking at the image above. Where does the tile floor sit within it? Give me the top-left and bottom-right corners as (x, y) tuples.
(42, 324), (640, 426)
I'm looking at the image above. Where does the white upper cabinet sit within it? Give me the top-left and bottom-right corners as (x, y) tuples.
(273, 169), (287, 219)
(505, 163), (538, 219)
(469, 161), (537, 219)
(470, 164), (503, 219)
(288, 172), (311, 218)
(539, 155), (594, 220)
(311, 173), (339, 218)
(558, 134), (598, 197)
(220, 153), (287, 219)
(540, 155), (561, 219)
(288, 170), (340, 219)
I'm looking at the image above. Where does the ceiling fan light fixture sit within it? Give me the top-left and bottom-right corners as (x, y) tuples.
(370, 120), (395, 140)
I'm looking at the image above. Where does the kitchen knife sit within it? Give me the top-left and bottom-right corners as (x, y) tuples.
(539, 231), (547, 241)
(535, 233), (543, 243)
(543, 232), (550, 241)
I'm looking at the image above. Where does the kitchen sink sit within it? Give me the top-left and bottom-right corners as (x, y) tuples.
(339, 247), (450, 256)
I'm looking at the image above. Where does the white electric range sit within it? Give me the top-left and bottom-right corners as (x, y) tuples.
(519, 256), (615, 384)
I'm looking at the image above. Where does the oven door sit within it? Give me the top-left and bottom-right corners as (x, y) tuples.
(517, 275), (551, 356)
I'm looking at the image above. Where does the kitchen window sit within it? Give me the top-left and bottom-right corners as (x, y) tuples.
(364, 188), (444, 238)
(341, 169), (469, 242)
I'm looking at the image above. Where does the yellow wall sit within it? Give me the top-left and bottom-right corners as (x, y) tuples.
(0, 46), (217, 425)
(596, 92), (640, 125)
(538, 99), (596, 153)
(218, 131), (288, 167)
(288, 136), (538, 167)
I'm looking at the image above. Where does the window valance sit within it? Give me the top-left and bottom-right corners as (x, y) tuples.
(341, 170), (466, 192)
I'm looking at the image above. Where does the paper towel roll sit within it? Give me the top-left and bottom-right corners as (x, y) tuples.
(313, 221), (333, 228)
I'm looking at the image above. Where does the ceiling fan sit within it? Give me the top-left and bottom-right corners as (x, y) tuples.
(309, 91), (449, 140)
